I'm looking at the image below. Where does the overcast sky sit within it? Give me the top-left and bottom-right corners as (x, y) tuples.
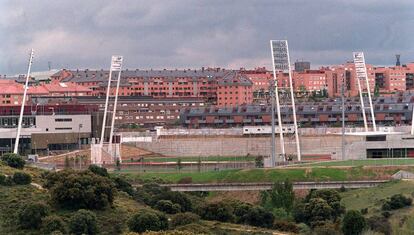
(1, 0), (413, 74)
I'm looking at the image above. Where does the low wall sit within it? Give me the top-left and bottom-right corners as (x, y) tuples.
(133, 135), (365, 160)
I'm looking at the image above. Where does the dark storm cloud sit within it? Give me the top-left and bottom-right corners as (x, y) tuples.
(1, 0), (413, 74)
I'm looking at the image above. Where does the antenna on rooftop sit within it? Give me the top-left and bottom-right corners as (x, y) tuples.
(396, 54), (401, 66)
(48, 61), (52, 71)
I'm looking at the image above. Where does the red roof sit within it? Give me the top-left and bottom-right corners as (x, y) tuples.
(0, 81), (91, 95)
(42, 83), (91, 93)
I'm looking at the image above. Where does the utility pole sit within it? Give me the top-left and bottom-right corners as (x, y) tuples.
(411, 103), (414, 135)
(78, 123), (82, 150)
(14, 49), (34, 154)
(270, 81), (276, 167)
(341, 75), (346, 160)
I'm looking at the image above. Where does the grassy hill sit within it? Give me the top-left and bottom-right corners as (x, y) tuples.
(118, 165), (409, 184)
(341, 180), (414, 235)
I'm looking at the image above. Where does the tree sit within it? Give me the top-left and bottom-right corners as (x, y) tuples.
(0, 174), (6, 185)
(47, 170), (115, 209)
(255, 156), (264, 168)
(198, 201), (234, 222)
(306, 189), (345, 220)
(155, 200), (182, 214)
(342, 210), (366, 235)
(42, 215), (67, 235)
(13, 172), (32, 185)
(305, 198), (334, 225)
(153, 191), (192, 212)
(116, 158), (121, 171)
(197, 157), (202, 172)
(64, 156), (70, 169)
(69, 209), (98, 235)
(374, 85), (380, 97)
(176, 158), (183, 171)
(260, 179), (295, 212)
(243, 206), (274, 228)
(128, 210), (168, 233)
(88, 164), (109, 177)
(382, 194), (412, 211)
(112, 176), (134, 196)
(17, 202), (49, 229)
(1, 153), (25, 169)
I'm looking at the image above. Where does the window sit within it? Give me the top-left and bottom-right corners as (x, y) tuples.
(55, 127), (72, 130)
(366, 135), (386, 141)
(55, 118), (72, 122)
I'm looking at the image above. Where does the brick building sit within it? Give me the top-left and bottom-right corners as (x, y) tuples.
(180, 92), (414, 128)
(52, 68), (253, 107)
(0, 81), (92, 105)
(325, 62), (376, 97)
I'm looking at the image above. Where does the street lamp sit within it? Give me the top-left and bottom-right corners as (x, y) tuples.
(78, 123), (83, 150)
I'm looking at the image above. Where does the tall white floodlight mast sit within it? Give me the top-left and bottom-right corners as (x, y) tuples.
(411, 105), (414, 135)
(108, 56), (123, 160)
(14, 49), (34, 154)
(99, 56), (122, 147)
(286, 41), (302, 161)
(270, 40), (301, 162)
(353, 52), (376, 132)
(270, 41), (286, 165)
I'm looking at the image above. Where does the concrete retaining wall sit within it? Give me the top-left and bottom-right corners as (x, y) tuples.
(133, 135), (365, 160)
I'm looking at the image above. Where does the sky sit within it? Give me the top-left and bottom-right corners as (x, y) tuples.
(1, 0), (413, 74)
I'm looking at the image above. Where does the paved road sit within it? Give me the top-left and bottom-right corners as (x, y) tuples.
(134, 180), (389, 192)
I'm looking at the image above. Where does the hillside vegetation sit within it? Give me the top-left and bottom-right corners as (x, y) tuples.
(119, 166), (405, 184)
(0, 155), (288, 235)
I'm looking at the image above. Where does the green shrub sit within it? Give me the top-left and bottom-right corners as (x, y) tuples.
(1, 153), (25, 169)
(382, 194), (412, 211)
(243, 206), (274, 228)
(128, 210), (168, 233)
(12, 172), (32, 185)
(366, 216), (391, 235)
(177, 177), (192, 184)
(360, 208), (368, 215)
(69, 209), (98, 235)
(306, 189), (345, 220)
(136, 183), (192, 212)
(342, 210), (366, 235)
(112, 176), (134, 196)
(294, 189), (345, 226)
(154, 191), (192, 212)
(155, 200), (182, 214)
(88, 164), (109, 177)
(47, 170), (115, 209)
(3, 176), (14, 186)
(42, 215), (67, 234)
(197, 201), (234, 222)
(17, 202), (49, 229)
(260, 179), (295, 212)
(0, 174), (6, 185)
(273, 220), (300, 233)
(170, 212), (200, 227)
(233, 202), (252, 223)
